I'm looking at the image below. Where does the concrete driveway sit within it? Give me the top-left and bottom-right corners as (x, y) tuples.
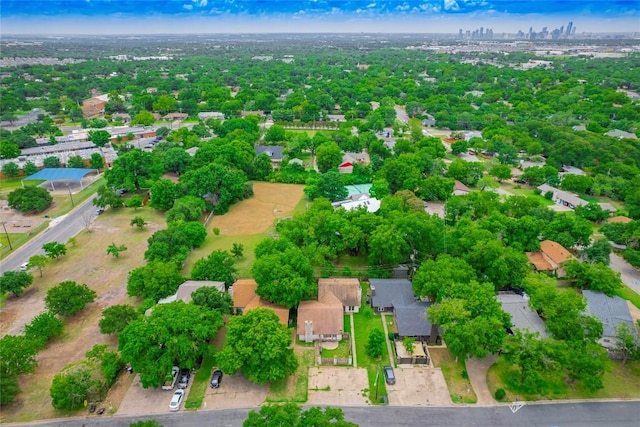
(118, 374), (191, 416)
(386, 366), (452, 406)
(203, 373), (267, 410)
(307, 366), (370, 406)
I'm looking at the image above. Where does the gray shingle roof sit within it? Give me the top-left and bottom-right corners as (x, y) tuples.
(370, 279), (414, 308)
(497, 292), (549, 338)
(394, 301), (434, 337)
(255, 145), (284, 160)
(583, 290), (637, 338)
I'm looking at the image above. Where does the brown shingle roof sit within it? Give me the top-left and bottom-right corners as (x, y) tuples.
(244, 295), (289, 326)
(608, 215), (632, 224)
(318, 278), (361, 308)
(525, 252), (553, 271)
(540, 240), (572, 265)
(454, 180), (471, 193)
(232, 279), (258, 309)
(296, 291), (344, 336)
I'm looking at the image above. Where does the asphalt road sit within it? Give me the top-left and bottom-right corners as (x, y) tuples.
(610, 253), (640, 294)
(0, 194), (98, 274)
(7, 402), (640, 427)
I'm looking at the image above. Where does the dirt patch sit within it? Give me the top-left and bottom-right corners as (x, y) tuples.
(0, 208), (166, 423)
(307, 366), (370, 406)
(210, 182), (304, 235)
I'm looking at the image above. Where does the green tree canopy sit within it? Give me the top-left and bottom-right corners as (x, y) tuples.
(99, 304), (140, 335)
(7, 186), (53, 213)
(45, 281), (97, 317)
(243, 404), (357, 427)
(127, 261), (185, 302)
(219, 308), (298, 384)
(0, 271), (33, 297)
(190, 250), (236, 287)
(190, 286), (233, 314)
(119, 301), (223, 388)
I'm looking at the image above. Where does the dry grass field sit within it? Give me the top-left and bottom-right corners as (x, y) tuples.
(0, 208), (165, 423)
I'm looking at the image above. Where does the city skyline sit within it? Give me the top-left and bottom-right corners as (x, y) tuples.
(1, 1), (639, 35)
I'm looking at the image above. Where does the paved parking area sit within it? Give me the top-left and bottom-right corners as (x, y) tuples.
(118, 374), (191, 416)
(307, 366), (370, 406)
(203, 373), (268, 410)
(387, 366), (452, 406)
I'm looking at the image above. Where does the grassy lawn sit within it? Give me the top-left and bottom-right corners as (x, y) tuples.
(352, 285), (390, 404)
(267, 345), (315, 403)
(184, 349), (217, 410)
(0, 177), (43, 194)
(501, 184), (555, 206)
(184, 232), (266, 278)
(614, 286), (640, 309)
(344, 315), (351, 333)
(321, 340), (351, 359)
(487, 356), (640, 401)
(429, 347), (477, 404)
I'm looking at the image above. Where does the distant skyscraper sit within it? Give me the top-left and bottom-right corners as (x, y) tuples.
(566, 21), (573, 36)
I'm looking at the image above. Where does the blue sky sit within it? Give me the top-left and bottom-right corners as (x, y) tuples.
(2, 1), (639, 34)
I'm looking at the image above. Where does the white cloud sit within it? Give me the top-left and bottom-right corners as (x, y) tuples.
(183, 4), (193, 10)
(444, 0), (460, 11)
(366, 3), (377, 8)
(198, 0), (208, 7)
(396, 3), (410, 12)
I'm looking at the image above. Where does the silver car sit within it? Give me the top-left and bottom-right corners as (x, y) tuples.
(169, 389), (184, 412)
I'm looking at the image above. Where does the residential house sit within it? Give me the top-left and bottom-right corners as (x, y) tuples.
(327, 114), (346, 122)
(157, 280), (226, 305)
(334, 196), (381, 213)
(525, 240), (574, 277)
(338, 162), (354, 174)
(369, 279), (438, 343)
(561, 165), (585, 176)
(605, 129), (638, 140)
(583, 290), (638, 354)
(572, 125), (587, 131)
(318, 278), (361, 313)
(537, 184), (588, 209)
(112, 113), (131, 123)
(422, 114), (436, 127)
(163, 112), (188, 121)
(297, 290), (344, 343)
(342, 151), (369, 165)
(497, 292), (549, 338)
(452, 180), (471, 196)
(241, 110), (265, 118)
(198, 111), (225, 120)
(254, 145), (284, 167)
(230, 279), (289, 326)
(345, 183), (372, 199)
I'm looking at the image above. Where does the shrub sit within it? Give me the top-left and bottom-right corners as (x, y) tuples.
(495, 388), (506, 400)
(23, 311), (64, 348)
(461, 369), (469, 379)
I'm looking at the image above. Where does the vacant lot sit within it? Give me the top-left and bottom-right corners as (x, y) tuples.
(307, 366), (370, 406)
(184, 182), (305, 277)
(429, 346), (477, 404)
(0, 208), (165, 423)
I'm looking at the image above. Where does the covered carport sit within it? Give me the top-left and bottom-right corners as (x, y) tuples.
(21, 168), (98, 191)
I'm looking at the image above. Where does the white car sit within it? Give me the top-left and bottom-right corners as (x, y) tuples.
(19, 262), (29, 271)
(168, 389), (184, 412)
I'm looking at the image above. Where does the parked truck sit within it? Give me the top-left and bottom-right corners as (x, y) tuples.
(162, 366), (179, 391)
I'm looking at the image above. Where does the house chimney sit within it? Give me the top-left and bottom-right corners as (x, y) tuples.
(370, 285), (375, 296)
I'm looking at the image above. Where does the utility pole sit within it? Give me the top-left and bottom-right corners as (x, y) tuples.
(67, 185), (75, 207)
(1, 221), (13, 250)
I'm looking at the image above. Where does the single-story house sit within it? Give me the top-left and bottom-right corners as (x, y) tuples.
(605, 129), (638, 140)
(370, 278), (415, 314)
(338, 162), (354, 174)
(254, 145), (284, 166)
(327, 114), (346, 122)
(112, 113), (131, 123)
(525, 240), (574, 277)
(497, 292), (549, 338)
(422, 114), (436, 127)
(342, 151), (369, 165)
(369, 279), (439, 343)
(230, 279), (289, 326)
(157, 280), (226, 305)
(537, 184), (588, 209)
(81, 97), (106, 119)
(164, 112), (188, 121)
(453, 180), (471, 196)
(583, 290), (638, 353)
(561, 165), (585, 176)
(334, 196), (381, 213)
(198, 111), (225, 120)
(297, 290), (344, 343)
(572, 125), (587, 131)
(318, 278), (361, 313)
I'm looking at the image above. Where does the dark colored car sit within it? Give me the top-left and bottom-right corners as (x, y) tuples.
(383, 366), (395, 385)
(178, 368), (190, 389)
(210, 368), (223, 388)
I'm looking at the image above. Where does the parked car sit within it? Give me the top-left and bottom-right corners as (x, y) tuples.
(178, 368), (190, 389)
(115, 188), (128, 196)
(168, 389), (184, 412)
(19, 262), (29, 271)
(96, 208), (105, 215)
(210, 368), (223, 388)
(162, 366), (180, 391)
(383, 366), (395, 385)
